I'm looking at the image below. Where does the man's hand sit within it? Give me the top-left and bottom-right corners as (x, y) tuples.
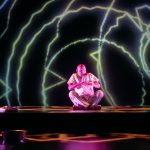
(76, 82), (83, 89)
(93, 81), (100, 88)
(87, 82), (93, 86)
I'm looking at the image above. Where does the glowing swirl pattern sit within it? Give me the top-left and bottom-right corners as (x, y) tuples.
(0, 0), (149, 106)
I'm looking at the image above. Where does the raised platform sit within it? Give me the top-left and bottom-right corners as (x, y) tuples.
(0, 106), (150, 134)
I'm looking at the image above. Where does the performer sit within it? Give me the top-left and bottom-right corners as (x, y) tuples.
(67, 64), (104, 110)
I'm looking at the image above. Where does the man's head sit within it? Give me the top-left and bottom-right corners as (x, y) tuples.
(76, 64), (86, 77)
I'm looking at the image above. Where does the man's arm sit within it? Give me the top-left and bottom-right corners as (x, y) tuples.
(88, 73), (100, 88)
(67, 73), (83, 91)
(68, 82), (82, 91)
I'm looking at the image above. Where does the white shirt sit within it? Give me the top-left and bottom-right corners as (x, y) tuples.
(67, 73), (99, 96)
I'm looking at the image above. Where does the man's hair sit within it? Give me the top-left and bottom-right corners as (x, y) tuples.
(77, 64), (86, 69)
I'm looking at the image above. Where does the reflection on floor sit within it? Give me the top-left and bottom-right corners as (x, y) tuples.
(0, 132), (150, 150)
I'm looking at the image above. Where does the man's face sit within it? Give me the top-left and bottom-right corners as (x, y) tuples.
(76, 64), (86, 77)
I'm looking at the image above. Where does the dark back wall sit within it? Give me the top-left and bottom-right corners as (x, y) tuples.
(0, 0), (150, 106)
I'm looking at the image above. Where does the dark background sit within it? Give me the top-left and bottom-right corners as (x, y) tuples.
(0, 0), (150, 106)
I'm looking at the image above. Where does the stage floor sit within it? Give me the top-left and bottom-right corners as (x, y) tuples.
(0, 106), (150, 133)
(4, 105), (150, 113)
(0, 106), (150, 149)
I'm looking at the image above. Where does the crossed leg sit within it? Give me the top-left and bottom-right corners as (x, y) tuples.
(69, 90), (90, 107)
(69, 90), (104, 107)
(88, 90), (104, 106)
